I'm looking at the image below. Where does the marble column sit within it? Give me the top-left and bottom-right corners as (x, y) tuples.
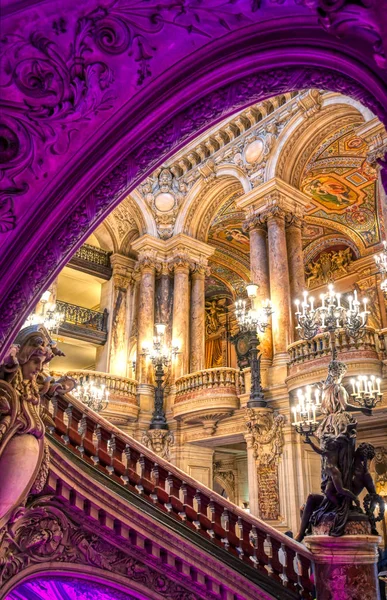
(136, 257), (157, 385)
(266, 206), (292, 365)
(190, 264), (206, 373)
(244, 216), (273, 363)
(285, 215), (305, 341)
(109, 254), (135, 377)
(172, 258), (191, 381)
(244, 433), (259, 517)
(305, 535), (381, 600)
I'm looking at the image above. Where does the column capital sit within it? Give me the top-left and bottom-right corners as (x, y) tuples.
(243, 211), (267, 234)
(285, 213), (303, 230)
(135, 252), (162, 274)
(236, 177), (309, 219)
(111, 254), (136, 289)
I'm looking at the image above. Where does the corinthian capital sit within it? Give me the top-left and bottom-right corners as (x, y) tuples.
(243, 211), (267, 234)
(135, 250), (162, 273)
(285, 213), (303, 230)
(169, 251), (194, 272)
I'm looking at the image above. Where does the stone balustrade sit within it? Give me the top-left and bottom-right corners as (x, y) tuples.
(62, 369), (139, 424)
(288, 327), (379, 366)
(173, 367), (240, 430)
(46, 389), (315, 599)
(175, 367), (239, 396)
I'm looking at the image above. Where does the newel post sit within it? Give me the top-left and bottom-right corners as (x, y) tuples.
(304, 534), (381, 600)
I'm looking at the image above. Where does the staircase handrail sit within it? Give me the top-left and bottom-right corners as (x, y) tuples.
(47, 388), (315, 598)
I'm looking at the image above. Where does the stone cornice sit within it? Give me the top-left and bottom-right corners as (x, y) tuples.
(236, 177), (310, 216)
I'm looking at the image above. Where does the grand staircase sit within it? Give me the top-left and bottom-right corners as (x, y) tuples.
(1, 391), (315, 600)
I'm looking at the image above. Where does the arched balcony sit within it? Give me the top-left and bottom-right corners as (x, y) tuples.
(173, 367), (240, 434)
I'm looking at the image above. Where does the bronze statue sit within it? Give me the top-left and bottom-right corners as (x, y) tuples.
(296, 361), (383, 541)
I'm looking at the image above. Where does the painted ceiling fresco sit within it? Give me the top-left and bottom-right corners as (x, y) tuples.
(206, 196), (250, 299)
(301, 125), (381, 250)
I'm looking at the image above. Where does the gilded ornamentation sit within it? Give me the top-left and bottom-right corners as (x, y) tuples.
(205, 298), (225, 335)
(141, 429), (174, 461)
(305, 247), (352, 288)
(245, 409), (285, 520)
(375, 446), (387, 497)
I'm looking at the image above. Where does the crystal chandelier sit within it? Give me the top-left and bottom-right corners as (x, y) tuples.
(350, 375), (382, 409)
(25, 290), (65, 334)
(235, 283), (273, 333)
(73, 376), (110, 412)
(374, 240), (387, 292)
(295, 284), (369, 359)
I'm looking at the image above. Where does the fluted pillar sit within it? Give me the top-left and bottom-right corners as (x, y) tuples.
(286, 215), (305, 341)
(244, 216), (273, 363)
(190, 264), (207, 372)
(136, 257), (157, 384)
(171, 258), (191, 380)
(109, 254), (135, 377)
(266, 206), (292, 365)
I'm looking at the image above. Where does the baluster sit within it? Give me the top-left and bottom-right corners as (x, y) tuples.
(266, 535), (283, 583)
(91, 424), (101, 465)
(281, 544), (299, 594)
(106, 434), (116, 475)
(61, 403), (73, 445)
(166, 473), (183, 515)
(193, 491), (211, 533)
(249, 526), (269, 574)
(121, 444), (139, 486)
(297, 554), (314, 599)
(76, 414), (87, 457)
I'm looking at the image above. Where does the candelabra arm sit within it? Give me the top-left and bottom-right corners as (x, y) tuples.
(304, 436), (323, 455)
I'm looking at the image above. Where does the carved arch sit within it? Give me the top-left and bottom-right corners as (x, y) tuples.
(1, 35), (387, 355)
(4, 565), (155, 600)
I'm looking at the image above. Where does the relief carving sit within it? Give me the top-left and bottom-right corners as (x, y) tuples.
(0, 326), (72, 526)
(141, 429), (174, 461)
(305, 248), (353, 288)
(0, 497), (200, 599)
(245, 409), (285, 521)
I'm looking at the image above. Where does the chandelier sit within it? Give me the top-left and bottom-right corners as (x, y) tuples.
(292, 384), (321, 437)
(143, 323), (179, 367)
(73, 376), (110, 412)
(25, 290), (65, 334)
(350, 375), (382, 409)
(374, 240), (387, 292)
(235, 283), (273, 333)
(295, 284), (369, 359)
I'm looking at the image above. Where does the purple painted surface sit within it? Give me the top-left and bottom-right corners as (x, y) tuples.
(0, 0), (386, 355)
(6, 575), (148, 600)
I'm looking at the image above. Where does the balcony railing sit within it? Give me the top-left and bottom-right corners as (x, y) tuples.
(64, 369), (137, 400)
(68, 243), (112, 279)
(47, 389), (315, 599)
(288, 327), (379, 368)
(57, 301), (108, 345)
(175, 367), (239, 397)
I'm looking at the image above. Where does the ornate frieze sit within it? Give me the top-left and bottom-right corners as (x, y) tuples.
(0, 497), (202, 599)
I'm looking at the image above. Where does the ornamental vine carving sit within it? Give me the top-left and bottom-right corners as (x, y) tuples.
(0, 496), (199, 599)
